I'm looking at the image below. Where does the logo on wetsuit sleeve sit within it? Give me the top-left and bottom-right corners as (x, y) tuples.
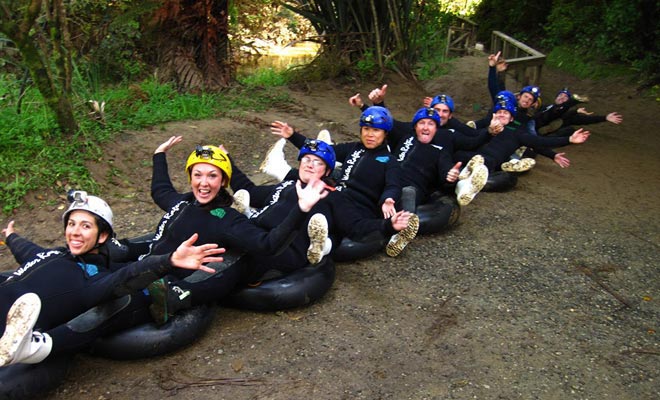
(396, 137), (414, 162)
(8, 250), (63, 280)
(249, 180), (294, 219)
(139, 200), (187, 260)
(339, 149), (366, 184)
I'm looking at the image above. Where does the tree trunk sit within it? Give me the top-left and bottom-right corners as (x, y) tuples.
(0, 0), (78, 135)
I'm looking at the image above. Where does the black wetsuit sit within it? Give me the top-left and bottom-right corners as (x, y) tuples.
(231, 164), (397, 269)
(286, 131), (401, 218)
(535, 99), (609, 136)
(142, 153), (307, 272)
(393, 129), (489, 208)
(0, 234), (182, 356)
(454, 123), (573, 171)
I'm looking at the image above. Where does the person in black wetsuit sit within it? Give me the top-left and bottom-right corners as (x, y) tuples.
(392, 107), (490, 210)
(0, 191), (223, 366)
(454, 91), (592, 175)
(535, 88), (623, 136)
(132, 137), (330, 321)
(349, 87), (479, 146)
(262, 106), (402, 220)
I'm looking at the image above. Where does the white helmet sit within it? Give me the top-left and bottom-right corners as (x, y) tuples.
(62, 190), (114, 231)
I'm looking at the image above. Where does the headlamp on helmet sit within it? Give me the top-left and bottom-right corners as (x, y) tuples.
(359, 106), (393, 132)
(63, 190), (114, 232)
(430, 94), (455, 112)
(557, 88), (571, 98)
(298, 139), (336, 173)
(520, 85), (541, 102)
(494, 91), (517, 117)
(185, 145), (232, 187)
(412, 107), (441, 126)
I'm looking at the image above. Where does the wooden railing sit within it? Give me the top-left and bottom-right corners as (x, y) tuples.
(490, 31), (546, 86)
(445, 16), (478, 57)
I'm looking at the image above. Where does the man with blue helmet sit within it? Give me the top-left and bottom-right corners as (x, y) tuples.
(393, 107), (490, 208)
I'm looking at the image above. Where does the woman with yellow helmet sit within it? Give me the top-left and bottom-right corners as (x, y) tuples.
(135, 135), (328, 321)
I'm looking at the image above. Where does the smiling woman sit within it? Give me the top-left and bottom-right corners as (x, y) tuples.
(0, 191), (224, 373)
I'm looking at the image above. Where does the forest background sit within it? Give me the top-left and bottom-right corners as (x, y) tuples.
(0, 0), (658, 212)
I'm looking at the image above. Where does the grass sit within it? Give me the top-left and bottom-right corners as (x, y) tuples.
(0, 74), (291, 213)
(545, 46), (633, 81)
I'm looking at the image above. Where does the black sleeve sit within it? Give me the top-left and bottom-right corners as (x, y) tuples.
(151, 153), (187, 212)
(109, 253), (175, 296)
(288, 131), (309, 149)
(230, 162), (256, 192)
(452, 130), (490, 150)
(5, 234), (48, 266)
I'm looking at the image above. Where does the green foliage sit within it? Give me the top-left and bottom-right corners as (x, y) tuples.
(68, 0), (159, 83)
(471, 0), (658, 85)
(0, 72), (290, 213)
(408, 4), (453, 80)
(355, 49), (378, 77)
(546, 46), (633, 80)
(473, 0), (552, 44)
(236, 67), (291, 87)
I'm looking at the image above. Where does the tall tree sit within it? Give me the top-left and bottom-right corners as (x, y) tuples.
(150, 0), (232, 91)
(0, 0), (77, 135)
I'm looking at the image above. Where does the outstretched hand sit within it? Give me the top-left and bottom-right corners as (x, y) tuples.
(155, 136), (183, 154)
(348, 93), (364, 108)
(170, 233), (225, 273)
(368, 84), (388, 104)
(488, 114), (504, 135)
(270, 121), (294, 139)
(381, 198), (396, 219)
(2, 220), (15, 238)
(422, 96), (433, 107)
(489, 51), (507, 71)
(553, 152), (570, 168)
(296, 179), (329, 212)
(569, 128), (590, 144)
(446, 162), (462, 183)
(606, 112), (623, 124)
(390, 210), (413, 232)
(488, 52), (500, 67)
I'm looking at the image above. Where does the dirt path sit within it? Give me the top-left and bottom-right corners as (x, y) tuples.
(1, 56), (658, 400)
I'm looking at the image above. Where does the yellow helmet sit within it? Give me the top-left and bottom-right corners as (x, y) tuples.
(185, 145), (232, 187)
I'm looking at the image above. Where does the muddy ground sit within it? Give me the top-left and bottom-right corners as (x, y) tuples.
(1, 55), (658, 399)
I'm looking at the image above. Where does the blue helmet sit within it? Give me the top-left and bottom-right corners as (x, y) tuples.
(494, 91), (517, 117)
(412, 107), (441, 126)
(519, 85), (541, 102)
(430, 94), (455, 112)
(359, 106), (393, 132)
(298, 139), (336, 173)
(557, 87), (571, 98)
